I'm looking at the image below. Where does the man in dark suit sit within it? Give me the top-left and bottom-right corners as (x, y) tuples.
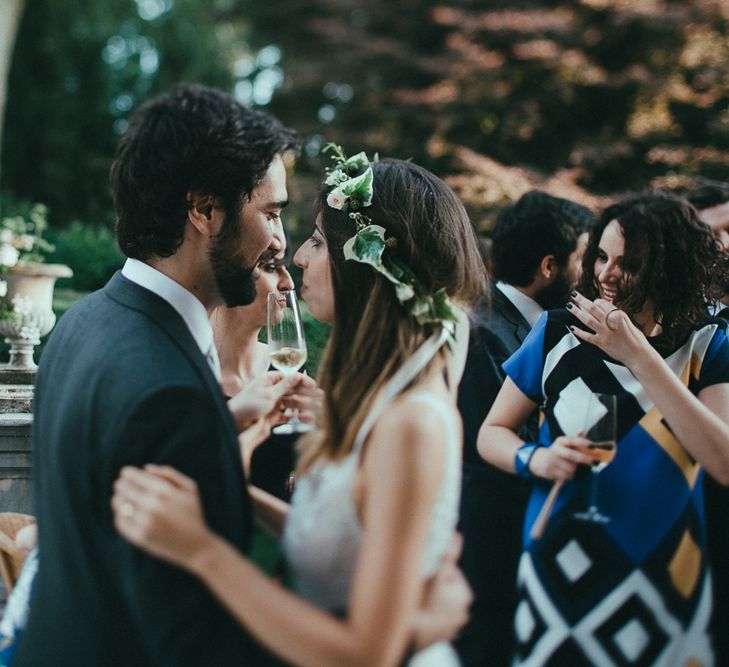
(455, 190), (594, 667)
(16, 84), (299, 666)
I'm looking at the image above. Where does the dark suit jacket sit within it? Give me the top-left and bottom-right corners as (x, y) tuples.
(16, 272), (261, 666)
(484, 286), (533, 365)
(455, 284), (536, 667)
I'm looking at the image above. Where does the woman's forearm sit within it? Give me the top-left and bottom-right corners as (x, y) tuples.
(188, 534), (375, 667)
(477, 423), (524, 472)
(629, 353), (729, 482)
(476, 378), (538, 473)
(249, 485), (289, 537)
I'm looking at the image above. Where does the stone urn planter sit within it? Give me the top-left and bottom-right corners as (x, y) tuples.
(0, 263), (73, 369)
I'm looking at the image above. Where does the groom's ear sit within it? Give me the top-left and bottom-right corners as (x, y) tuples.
(186, 191), (219, 236)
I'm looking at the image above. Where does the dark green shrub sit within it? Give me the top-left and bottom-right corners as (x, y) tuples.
(301, 305), (331, 378)
(47, 222), (123, 292)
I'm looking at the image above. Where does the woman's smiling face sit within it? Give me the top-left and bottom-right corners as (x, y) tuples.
(593, 219), (625, 303)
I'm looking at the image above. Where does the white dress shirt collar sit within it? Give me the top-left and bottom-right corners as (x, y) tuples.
(495, 281), (544, 329)
(121, 258), (216, 365)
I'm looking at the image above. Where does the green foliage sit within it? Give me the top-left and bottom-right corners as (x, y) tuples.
(3, 0), (729, 315)
(301, 304), (330, 379)
(2, 0), (254, 228)
(46, 221), (124, 291)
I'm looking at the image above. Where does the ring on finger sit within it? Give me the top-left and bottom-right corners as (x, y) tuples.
(119, 501), (135, 518)
(605, 308), (620, 332)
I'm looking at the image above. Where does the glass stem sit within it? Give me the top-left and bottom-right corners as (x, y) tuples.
(289, 407), (301, 425)
(588, 471), (599, 512)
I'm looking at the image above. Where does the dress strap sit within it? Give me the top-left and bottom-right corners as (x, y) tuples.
(352, 326), (450, 455)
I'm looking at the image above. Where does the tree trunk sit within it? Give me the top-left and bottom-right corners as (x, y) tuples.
(0, 0), (26, 189)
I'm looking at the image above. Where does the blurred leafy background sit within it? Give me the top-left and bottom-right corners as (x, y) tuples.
(2, 0), (729, 366)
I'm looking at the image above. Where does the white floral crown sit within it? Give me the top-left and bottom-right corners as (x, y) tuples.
(322, 143), (457, 330)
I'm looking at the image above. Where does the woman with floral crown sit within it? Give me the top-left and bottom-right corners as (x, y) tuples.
(111, 145), (484, 666)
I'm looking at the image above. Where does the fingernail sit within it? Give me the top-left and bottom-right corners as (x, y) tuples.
(566, 303), (573, 309)
(569, 290), (578, 297)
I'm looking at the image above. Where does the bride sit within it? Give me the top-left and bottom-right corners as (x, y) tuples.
(112, 146), (484, 666)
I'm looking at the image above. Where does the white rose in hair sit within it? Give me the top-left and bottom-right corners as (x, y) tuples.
(327, 192), (348, 210)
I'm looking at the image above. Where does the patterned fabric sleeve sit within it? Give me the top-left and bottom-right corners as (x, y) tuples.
(696, 321), (729, 391)
(502, 311), (548, 402)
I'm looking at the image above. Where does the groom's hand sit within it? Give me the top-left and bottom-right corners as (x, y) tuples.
(227, 370), (300, 432)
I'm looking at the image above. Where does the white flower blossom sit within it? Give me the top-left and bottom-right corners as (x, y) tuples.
(324, 169), (345, 186)
(0, 230), (13, 244)
(0, 244), (20, 268)
(0, 280), (7, 298)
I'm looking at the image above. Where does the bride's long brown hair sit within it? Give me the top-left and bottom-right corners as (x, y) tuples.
(297, 159), (485, 473)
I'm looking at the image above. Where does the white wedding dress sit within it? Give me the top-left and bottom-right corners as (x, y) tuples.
(282, 330), (462, 666)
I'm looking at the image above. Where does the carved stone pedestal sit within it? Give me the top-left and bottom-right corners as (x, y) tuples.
(0, 368), (33, 605)
(0, 367), (33, 516)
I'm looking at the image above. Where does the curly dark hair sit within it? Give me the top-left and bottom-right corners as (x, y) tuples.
(110, 83), (298, 260)
(491, 190), (594, 286)
(577, 190), (729, 348)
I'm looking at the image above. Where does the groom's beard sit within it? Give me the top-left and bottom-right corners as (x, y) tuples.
(535, 270), (572, 311)
(210, 214), (258, 308)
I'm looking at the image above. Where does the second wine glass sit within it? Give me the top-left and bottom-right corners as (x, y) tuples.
(267, 290), (313, 434)
(573, 392), (617, 524)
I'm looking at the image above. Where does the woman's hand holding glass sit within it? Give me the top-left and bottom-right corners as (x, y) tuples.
(227, 370), (300, 432)
(528, 435), (593, 481)
(232, 372), (322, 473)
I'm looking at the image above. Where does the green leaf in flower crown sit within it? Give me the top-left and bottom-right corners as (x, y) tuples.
(411, 288), (458, 325)
(431, 288), (458, 321)
(329, 167), (373, 208)
(344, 224), (386, 263)
(345, 151), (370, 171)
(394, 282), (415, 301)
(343, 225), (414, 301)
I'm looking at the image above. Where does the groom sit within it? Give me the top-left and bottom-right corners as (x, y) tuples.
(16, 84), (298, 666)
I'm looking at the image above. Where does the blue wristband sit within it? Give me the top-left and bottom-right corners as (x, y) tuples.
(514, 442), (542, 478)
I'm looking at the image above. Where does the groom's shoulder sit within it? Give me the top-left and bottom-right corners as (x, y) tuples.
(48, 278), (194, 377)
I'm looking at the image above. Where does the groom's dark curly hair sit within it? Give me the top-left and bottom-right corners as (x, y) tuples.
(111, 83), (298, 260)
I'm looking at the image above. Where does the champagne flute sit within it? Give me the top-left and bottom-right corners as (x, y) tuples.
(573, 392), (617, 523)
(267, 290), (313, 434)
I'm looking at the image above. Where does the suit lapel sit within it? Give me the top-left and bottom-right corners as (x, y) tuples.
(491, 285), (532, 344)
(103, 271), (236, 439)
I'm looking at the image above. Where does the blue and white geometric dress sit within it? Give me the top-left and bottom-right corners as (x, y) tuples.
(503, 310), (729, 667)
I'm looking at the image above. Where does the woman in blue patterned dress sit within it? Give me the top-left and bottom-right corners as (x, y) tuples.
(479, 190), (729, 667)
